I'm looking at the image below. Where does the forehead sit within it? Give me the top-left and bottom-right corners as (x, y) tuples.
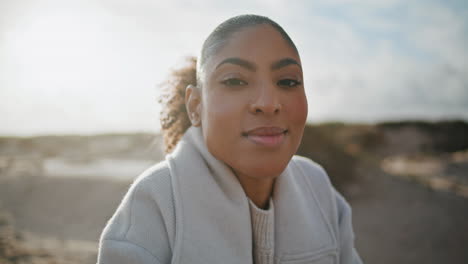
(203, 25), (301, 74)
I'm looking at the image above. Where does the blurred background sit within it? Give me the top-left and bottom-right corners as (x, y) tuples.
(1, 0), (467, 263)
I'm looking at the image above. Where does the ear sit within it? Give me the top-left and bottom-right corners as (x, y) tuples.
(185, 84), (202, 127)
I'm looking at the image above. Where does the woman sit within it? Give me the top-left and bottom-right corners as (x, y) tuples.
(98, 14), (363, 264)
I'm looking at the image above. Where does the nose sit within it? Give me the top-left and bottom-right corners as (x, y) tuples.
(248, 83), (282, 115)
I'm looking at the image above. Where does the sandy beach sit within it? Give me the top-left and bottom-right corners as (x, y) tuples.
(1, 121), (467, 263)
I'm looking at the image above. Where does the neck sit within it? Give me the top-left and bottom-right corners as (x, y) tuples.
(235, 173), (276, 210)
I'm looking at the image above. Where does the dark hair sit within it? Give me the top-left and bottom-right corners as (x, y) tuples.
(159, 14), (298, 153)
(197, 14), (298, 83)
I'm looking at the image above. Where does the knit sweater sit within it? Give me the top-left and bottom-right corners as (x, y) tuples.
(249, 198), (274, 264)
(98, 126), (363, 264)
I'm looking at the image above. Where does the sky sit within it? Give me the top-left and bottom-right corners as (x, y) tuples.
(1, 0), (467, 136)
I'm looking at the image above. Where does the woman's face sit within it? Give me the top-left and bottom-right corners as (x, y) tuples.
(195, 24), (307, 180)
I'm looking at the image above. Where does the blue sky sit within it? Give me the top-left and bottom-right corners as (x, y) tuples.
(1, 0), (467, 135)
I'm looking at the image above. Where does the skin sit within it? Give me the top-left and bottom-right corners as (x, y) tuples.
(186, 25), (308, 209)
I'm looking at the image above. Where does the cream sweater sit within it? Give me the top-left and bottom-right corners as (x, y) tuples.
(98, 126), (363, 264)
(249, 198), (274, 264)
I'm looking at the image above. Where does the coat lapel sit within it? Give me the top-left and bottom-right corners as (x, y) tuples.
(273, 161), (338, 262)
(168, 127), (253, 264)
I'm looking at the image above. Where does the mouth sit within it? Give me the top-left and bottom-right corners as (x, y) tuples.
(242, 127), (288, 148)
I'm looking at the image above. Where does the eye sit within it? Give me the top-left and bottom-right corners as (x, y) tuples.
(221, 78), (248, 86)
(277, 79), (302, 88)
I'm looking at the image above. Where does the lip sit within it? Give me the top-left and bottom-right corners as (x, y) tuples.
(242, 126), (288, 147)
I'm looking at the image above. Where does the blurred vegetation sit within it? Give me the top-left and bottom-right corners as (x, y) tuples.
(297, 120), (468, 193)
(377, 120), (468, 153)
(0, 208), (60, 264)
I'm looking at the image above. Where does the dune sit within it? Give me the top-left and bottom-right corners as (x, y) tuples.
(1, 120), (467, 263)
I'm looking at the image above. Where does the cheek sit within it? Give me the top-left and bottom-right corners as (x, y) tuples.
(201, 94), (246, 164)
(204, 99), (235, 117)
(288, 92), (308, 125)
(201, 93), (244, 135)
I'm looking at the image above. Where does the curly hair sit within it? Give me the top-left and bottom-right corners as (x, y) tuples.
(158, 14), (298, 154)
(158, 57), (197, 154)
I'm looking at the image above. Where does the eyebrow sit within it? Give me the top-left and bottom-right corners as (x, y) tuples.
(215, 57), (301, 72)
(216, 57), (256, 71)
(271, 58), (302, 71)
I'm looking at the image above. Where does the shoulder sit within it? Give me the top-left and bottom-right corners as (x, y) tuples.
(98, 160), (175, 263)
(290, 156), (352, 212)
(289, 158), (362, 263)
(117, 161), (174, 223)
(130, 160), (172, 198)
(108, 160), (174, 234)
(289, 155), (340, 223)
(290, 155), (333, 188)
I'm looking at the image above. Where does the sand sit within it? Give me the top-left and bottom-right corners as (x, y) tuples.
(1, 121), (467, 263)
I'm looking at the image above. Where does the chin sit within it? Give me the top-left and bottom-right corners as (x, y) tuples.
(241, 155), (292, 179)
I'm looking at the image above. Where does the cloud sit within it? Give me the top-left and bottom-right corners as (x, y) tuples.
(1, 0), (467, 135)
(287, 0), (468, 122)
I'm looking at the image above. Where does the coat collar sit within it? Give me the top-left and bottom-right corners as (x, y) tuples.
(167, 127), (336, 264)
